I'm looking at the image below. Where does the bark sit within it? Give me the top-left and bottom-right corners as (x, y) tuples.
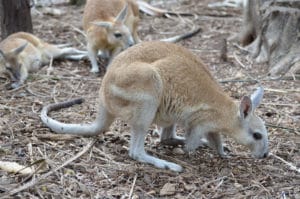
(0, 0), (33, 40)
(237, 0), (300, 78)
(69, 0), (86, 6)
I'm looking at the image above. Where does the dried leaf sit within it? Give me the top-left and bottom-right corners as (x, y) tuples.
(0, 161), (34, 175)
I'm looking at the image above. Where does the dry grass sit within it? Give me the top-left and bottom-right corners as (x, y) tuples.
(0, 0), (299, 198)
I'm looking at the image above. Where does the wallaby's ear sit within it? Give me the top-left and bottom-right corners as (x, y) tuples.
(11, 42), (28, 56)
(91, 21), (113, 29)
(115, 3), (128, 23)
(250, 86), (264, 109)
(240, 96), (252, 119)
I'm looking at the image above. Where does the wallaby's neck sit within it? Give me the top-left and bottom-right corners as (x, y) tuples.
(213, 95), (239, 136)
(196, 90), (238, 136)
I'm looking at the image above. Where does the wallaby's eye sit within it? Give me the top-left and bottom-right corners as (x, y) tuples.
(114, 32), (122, 38)
(253, 132), (262, 140)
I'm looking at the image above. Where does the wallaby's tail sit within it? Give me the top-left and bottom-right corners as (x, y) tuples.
(41, 98), (103, 136)
(137, 0), (194, 17)
(160, 26), (201, 43)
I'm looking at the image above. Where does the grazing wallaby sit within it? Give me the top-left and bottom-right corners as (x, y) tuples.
(83, 0), (200, 73)
(41, 41), (268, 172)
(0, 32), (87, 89)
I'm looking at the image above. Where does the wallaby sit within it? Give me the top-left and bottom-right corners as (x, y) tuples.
(41, 41), (268, 172)
(83, 0), (200, 73)
(0, 32), (87, 89)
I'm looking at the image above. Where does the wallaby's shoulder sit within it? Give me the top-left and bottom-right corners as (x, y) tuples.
(111, 41), (212, 74)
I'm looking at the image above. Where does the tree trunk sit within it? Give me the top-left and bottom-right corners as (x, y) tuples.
(236, 0), (300, 78)
(0, 0), (33, 40)
(69, 0), (86, 6)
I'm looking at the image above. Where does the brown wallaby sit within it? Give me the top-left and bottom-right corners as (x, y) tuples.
(83, 0), (200, 73)
(41, 41), (268, 172)
(0, 32), (87, 89)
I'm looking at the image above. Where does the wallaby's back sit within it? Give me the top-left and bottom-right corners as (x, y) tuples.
(3, 32), (44, 48)
(103, 41), (232, 125)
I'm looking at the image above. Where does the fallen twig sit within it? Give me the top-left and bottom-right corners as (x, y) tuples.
(219, 75), (300, 83)
(128, 173), (138, 199)
(266, 123), (300, 135)
(1, 139), (96, 198)
(35, 133), (79, 141)
(269, 152), (300, 174)
(233, 52), (259, 82)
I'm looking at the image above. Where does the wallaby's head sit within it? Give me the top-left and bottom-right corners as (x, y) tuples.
(92, 4), (135, 50)
(0, 42), (27, 83)
(233, 87), (268, 158)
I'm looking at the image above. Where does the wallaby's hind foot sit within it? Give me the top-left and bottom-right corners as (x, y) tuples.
(129, 127), (182, 172)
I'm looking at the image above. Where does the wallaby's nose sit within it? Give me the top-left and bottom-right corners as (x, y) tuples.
(263, 152), (268, 158)
(129, 42), (134, 47)
(128, 38), (135, 47)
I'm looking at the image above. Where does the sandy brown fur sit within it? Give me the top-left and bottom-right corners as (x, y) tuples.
(42, 41), (268, 172)
(0, 32), (86, 89)
(83, 0), (140, 73)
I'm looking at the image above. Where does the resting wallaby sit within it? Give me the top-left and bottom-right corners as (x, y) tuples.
(41, 41), (268, 172)
(0, 32), (87, 89)
(83, 0), (200, 73)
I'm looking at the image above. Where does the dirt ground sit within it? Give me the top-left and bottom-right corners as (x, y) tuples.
(0, 0), (299, 198)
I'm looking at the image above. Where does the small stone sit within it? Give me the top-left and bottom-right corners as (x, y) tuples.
(146, 190), (156, 195)
(234, 182), (243, 188)
(173, 147), (185, 155)
(104, 131), (114, 136)
(183, 183), (196, 191)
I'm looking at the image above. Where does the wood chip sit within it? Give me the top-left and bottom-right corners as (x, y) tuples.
(160, 183), (176, 196)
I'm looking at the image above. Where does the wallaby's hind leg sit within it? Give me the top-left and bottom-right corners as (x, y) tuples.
(64, 47), (87, 55)
(56, 47), (87, 58)
(160, 124), (185, 146)
(130, 126), (183, 172)
(64, 54), (88, 61)
(54, 43), (72, 48)
(45, 44), (87, 60)
(128, 103), (182, 172)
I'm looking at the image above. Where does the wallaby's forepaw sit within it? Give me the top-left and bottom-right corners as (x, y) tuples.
(218, 151), (228, 158)
(90, 68), (100, 73)
(10, 82), (21, 89)
(218, 146), (231, 158)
